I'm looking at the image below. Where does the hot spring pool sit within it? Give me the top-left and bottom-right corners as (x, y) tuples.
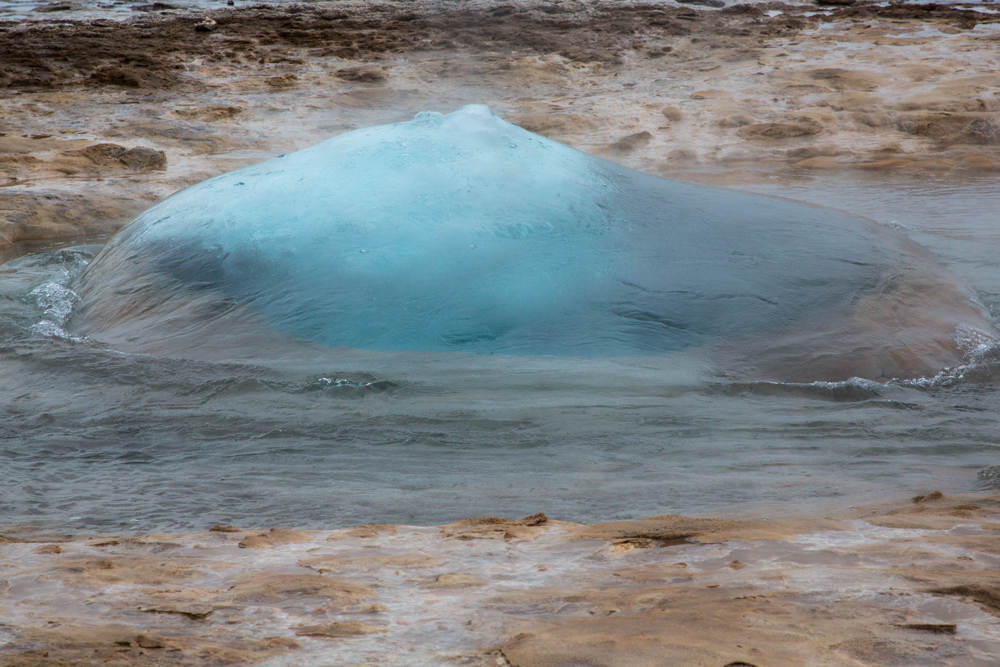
(2, 172), (999, 534)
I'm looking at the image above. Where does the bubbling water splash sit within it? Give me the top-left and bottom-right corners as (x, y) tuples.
(68, 105), (998, 381)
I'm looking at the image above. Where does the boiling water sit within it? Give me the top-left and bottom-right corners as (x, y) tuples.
(71, 106), (990, 381)
(2, 173), (999, 535)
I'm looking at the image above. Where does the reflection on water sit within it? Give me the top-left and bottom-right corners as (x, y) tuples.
(739, 174), (1000, 319)
(1, 173), (999, 534)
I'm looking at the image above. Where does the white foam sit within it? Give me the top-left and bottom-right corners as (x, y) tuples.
(29, 276), (83, 341)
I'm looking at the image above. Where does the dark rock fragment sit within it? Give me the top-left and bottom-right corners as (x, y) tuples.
(120, 147), (167, 171)
(195, 18), (218, 32)
(336, 67), (387, 83)
(676, 0), (725, 8)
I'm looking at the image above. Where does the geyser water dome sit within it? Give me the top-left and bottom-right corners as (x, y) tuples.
(70, 105), (997, 381)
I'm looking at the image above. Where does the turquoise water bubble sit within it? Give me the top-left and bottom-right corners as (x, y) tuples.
(70, 105), (996, 380)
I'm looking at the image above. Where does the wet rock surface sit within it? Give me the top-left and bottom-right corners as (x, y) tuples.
(1, 0), (999, 250)
(2, 493), (1000, 666)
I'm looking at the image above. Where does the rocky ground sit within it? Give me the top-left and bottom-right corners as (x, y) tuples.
(1, 0), (999, 251)
(2, 491), (1000, 666)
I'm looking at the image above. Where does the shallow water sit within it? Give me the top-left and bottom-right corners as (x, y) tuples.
(2, 172), (999, 535)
